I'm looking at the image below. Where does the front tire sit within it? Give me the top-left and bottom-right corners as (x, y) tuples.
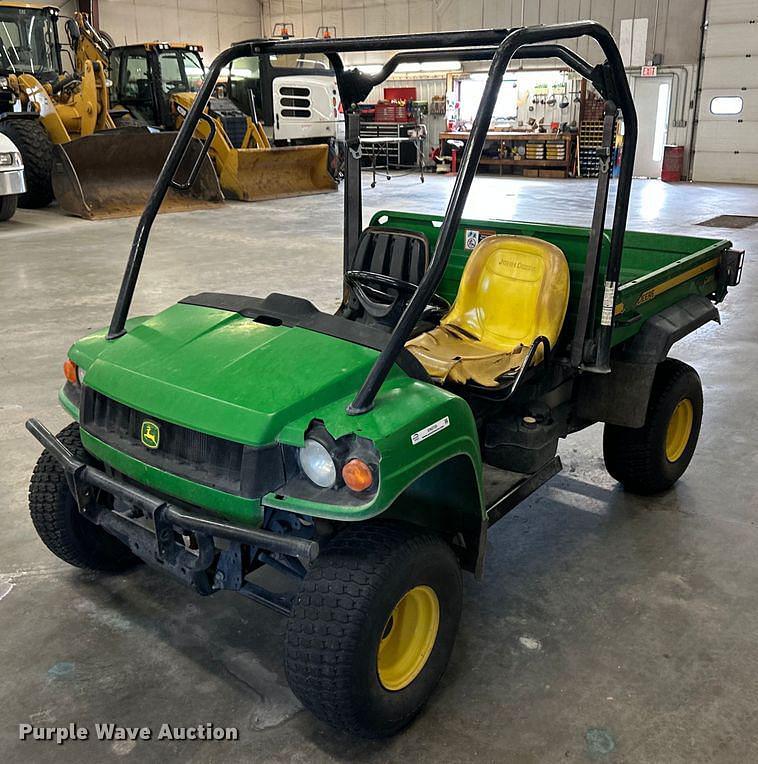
(0, 119), (54, 208)
(285, 522), (462, 737)
(603, 359), (703, 494)
(29, 422), (139, 572)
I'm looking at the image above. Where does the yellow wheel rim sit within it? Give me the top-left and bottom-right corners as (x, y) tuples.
(377, 585), (440, 691)
(665, 398), (694, 462)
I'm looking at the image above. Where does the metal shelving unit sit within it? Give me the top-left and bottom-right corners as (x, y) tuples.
(360, 121), (418, 168)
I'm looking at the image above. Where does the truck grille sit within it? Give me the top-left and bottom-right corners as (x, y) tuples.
(279, 86), (311, 118)
(80, 387), (289, 498)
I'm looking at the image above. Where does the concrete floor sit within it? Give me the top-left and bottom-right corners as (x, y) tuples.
(1, 173), (757, 762)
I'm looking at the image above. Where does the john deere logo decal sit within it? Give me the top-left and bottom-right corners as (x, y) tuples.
(140, 420), (160, 449)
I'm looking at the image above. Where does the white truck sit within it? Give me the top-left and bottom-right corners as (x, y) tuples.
(227, 52), (343, 146)
(0, 130), (25, 221)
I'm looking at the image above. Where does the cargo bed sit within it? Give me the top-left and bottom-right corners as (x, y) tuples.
(370, 210), (733, 347)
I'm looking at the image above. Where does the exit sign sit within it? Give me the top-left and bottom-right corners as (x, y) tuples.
(641, 65), (658, 77)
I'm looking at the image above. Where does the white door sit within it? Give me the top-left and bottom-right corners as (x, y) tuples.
(632, 75), (673, 178)
(692, 0), (758, 183)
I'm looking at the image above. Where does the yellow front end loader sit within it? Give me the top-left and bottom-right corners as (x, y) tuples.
(0, 6), (222, 217)
(170, 91), (337, 202)
(106, 41), (337, 203)
(51, 13), (222, 219)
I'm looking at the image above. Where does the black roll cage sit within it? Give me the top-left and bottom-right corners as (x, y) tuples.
(105, 21), (637, 416)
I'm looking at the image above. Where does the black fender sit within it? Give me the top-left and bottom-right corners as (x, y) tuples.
(575, 295), (719, 428)
(0, 112), (40, 123)
(622, 295), (720, 365)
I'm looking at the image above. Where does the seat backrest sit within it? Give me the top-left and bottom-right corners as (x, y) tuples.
(442, 235), (570, 351)
(350, 227), (429, 285)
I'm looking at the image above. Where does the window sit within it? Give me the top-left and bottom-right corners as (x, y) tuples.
(710, 96), (743, 115)
(109, 50), (121, 101)
(268, 53), (330, 70)
(158, 51), (204, 93)
(459, 78), (518, 124)
(122, 53), (150, 98)
(652, 81), (670, 163)
(0, 7), (58, 77)
(120, 53), (156, 123)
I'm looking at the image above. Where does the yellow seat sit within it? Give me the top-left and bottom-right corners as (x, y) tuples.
(406, 235), (570, 387)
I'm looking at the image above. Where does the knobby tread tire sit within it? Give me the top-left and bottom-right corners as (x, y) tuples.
(29, 422), (138, 572)
(603, 358), (703, 495)
(285, 522), (462, 737)
(0, 119), (54, 208)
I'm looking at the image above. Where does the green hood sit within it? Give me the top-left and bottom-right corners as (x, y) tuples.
(78, 304), (381, 445)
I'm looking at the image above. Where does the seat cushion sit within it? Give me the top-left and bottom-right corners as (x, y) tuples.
(406, 325), (532, 386)
(406, 235), (569, 386)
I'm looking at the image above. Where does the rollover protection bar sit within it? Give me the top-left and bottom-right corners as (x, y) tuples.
(25, 418), (319, 568)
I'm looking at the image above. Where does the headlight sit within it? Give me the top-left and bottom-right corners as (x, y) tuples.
(76, 365), (86, 385)
(0, 152), (14, 167)
(298, 438), (337, 488)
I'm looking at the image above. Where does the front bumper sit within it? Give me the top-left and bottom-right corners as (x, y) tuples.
(0, 167), (25, 196)
(27, 418), (318, 611)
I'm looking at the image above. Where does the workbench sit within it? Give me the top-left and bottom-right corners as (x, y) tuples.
(440, 130), (576, 177)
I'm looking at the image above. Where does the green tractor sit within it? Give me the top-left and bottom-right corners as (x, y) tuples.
(27, 22), (743, 737)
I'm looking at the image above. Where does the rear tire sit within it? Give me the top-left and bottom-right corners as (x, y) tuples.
(603, 359), (703, 494)
(0, 193), (17, 221)
(285, 522), (462, 738)
(0, 119), (54, 208)
(29, 422), (139, 572)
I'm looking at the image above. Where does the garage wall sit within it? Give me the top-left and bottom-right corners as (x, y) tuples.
(97, 0), (263, 62)
(261, 0), (704, 67)
(261, 0), (707, 171)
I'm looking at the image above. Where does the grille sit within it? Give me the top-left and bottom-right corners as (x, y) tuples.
(279, 86), (311, 119)
(80, 388), (289, 497)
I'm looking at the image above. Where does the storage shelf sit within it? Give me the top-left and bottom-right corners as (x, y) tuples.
(478, 158), (571, 168)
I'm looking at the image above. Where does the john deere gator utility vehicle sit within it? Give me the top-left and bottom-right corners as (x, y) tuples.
(27, 22), (744, 737)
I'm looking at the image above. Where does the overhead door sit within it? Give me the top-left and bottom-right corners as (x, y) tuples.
(692, 0), (758, 183)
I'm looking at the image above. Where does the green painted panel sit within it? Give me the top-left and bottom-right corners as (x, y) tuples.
(64, 304), (484, 527)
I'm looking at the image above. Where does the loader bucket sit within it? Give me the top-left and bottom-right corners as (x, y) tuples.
(219, 143), (337, 202)
(51, 128), (224, 220)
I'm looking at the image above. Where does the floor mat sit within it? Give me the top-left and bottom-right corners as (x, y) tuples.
(697, 215), (758, 229)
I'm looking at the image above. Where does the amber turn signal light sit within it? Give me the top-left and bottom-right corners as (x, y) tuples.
(63, 358), (78, 384)
(342, 458), (374, 492)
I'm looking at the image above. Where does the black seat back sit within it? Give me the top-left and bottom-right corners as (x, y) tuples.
(349, 227), (429, 285)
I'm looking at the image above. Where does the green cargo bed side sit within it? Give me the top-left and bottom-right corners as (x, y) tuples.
(370, 210), (731, 346)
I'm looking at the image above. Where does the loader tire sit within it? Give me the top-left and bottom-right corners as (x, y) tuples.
(0, 119), (54, 208)
(603, 359), (703, 494)
(285, 522), (462, 737)
(29, 422), (138, 572)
